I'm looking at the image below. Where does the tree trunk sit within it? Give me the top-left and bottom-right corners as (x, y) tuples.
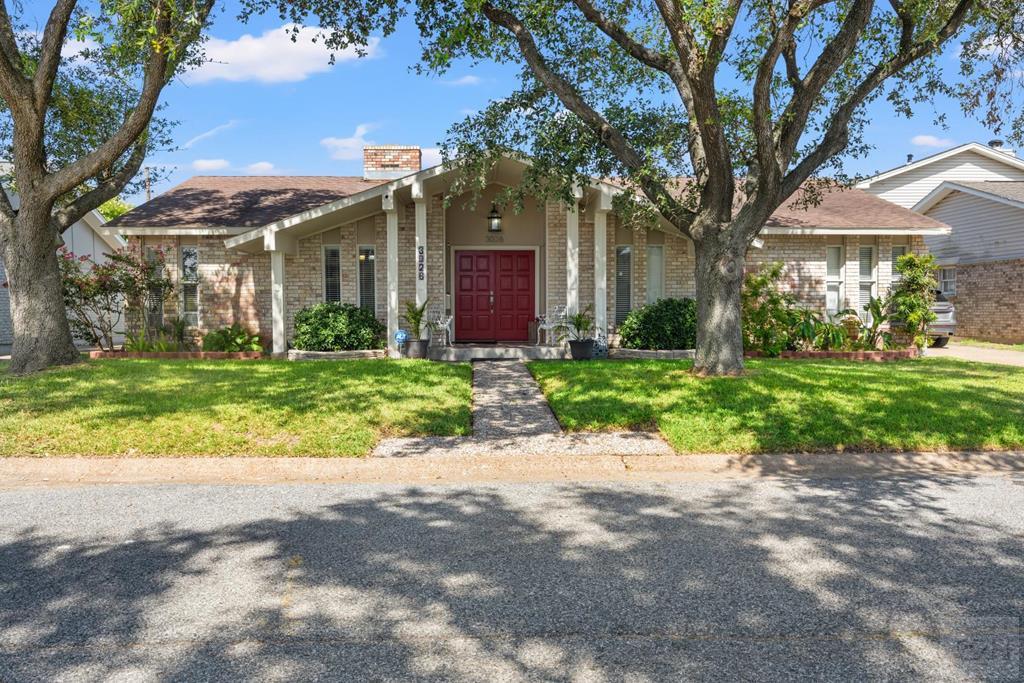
(2, 208), (80, 375)
(692, 234), (746, 376)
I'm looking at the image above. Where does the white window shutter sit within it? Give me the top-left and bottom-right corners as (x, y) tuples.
(615, 246), (632, 325)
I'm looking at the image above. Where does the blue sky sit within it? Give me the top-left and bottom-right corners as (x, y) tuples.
(24, 1), (1017, 202)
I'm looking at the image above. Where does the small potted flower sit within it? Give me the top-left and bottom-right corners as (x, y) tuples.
(402, 298), (431, 358)
(558, 306), (596, 360)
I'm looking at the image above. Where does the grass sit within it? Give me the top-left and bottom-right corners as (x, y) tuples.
(0, 359), (472, 457)
(953, 338), (1024, 352)
(529, 358), (1024, 454)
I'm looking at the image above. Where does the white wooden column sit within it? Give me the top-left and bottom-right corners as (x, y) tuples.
(384, 193), (400, 356)
(270, 250), (286, 355)
(412, 179), (428, 310)
(565, 184), (583, 313)
(594, 187), (613, 340)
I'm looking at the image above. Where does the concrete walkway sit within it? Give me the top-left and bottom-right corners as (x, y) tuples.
(373, 360), (673, 457)
(928, 341), (1024, 367)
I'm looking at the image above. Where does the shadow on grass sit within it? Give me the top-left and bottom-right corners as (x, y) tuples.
(0, 477), (1020, 679)
(529, 358), (1024, 453)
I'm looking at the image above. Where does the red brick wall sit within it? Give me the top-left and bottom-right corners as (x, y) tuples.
(950, 258), (1024, 343)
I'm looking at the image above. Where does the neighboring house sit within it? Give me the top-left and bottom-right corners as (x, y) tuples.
(858, 140), (1024, 343)
(103, 145), (947, 355)
(0, 208), (125, 346)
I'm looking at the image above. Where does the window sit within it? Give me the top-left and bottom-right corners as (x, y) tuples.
(825, 245), (844, 317)
(891, 245), (908, 283)
(940, 267), (956, 296)
(646, 245), (664, 304)
(180, 246), (199, 327)
(323, 246), (341, 303)
(858, 245), (875, 322)
(358, 246), (376, 312)
(615, 246), (632, 325)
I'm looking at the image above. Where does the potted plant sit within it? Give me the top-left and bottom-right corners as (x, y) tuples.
(402, 299), (431, 358)
(559, 306), (596, 360)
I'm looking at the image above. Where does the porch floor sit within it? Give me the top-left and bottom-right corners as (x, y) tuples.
(429, 343), (571, 361)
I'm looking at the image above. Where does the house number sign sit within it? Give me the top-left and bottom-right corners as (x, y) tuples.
(417, 245), (425, 281)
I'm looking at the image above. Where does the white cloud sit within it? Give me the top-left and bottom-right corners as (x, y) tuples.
(320, 123), (377, 160)
(183, 120), (240, 149)
(246, 161), (276, 174)
(192, 158), (230, 171)
(459, 108), (478, 116)
(442, 75), (482, 87)
(421, 148), (443, 168)
(911, 134), (955, 148)
(183, 24), (380, 84)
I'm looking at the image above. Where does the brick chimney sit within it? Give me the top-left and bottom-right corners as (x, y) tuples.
(363, 145), (422, 180)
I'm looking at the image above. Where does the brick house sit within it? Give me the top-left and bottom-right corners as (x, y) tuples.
(103, 146), (947, 355)
(857, 140), (1024, 344)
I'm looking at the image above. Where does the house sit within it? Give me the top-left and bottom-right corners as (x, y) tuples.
(103, 146), (948, 356)
(1, 208), (124, 346)
(857, 140), (1024, 343)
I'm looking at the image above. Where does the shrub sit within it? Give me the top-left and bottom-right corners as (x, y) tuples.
(292, 302), (386, 351)
(741, 263), (796, 356)
(619, 298), (696, 350)
(888, 253), (938, 349)
(202, 324), (263, 352)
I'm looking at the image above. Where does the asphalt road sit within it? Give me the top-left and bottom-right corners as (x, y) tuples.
(1, 476), (1022, 681)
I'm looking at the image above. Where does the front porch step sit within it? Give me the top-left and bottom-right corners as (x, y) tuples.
(428, 345), (571, 361)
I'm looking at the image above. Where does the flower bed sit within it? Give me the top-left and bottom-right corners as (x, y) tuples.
(89, 351), (264, 360)
(745, 348), (919, 361)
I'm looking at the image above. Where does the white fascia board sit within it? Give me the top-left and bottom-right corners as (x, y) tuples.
(760, 226), (951, 236)
(856, 142), (1024, 188)
(81, 209), (127, 250)
(225, 163), (454, 251)
(109, 226), (253, 236)
(914, 180), (1024, 214)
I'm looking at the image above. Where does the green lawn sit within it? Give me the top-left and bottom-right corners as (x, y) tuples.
(954, 338), (1024, 352)
(529, 358), (1024, 454)
(0, 359), (471, 457)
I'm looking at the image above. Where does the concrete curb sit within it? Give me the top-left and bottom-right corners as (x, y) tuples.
(0, 451), (1021, 488)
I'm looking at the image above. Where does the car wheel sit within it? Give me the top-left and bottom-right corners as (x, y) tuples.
(930, 336), (950, 348)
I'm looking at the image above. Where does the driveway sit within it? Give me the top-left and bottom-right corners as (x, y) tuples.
(1, 477), (1021, 681)
(928, 342), (1024, 367)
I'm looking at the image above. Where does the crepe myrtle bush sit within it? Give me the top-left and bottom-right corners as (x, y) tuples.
(292, 302), (387, 352)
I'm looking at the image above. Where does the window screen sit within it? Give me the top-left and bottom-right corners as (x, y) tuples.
(646, 245), (664, 304)
(358, 246), (375, 312)
(324, 246), (341, 303)
(891, 245), (908, 282)
(181, 247), (199, 326)
(615, 246), (632, 325)
(825, 246), (843, 317)
(940, 267), (956, 295)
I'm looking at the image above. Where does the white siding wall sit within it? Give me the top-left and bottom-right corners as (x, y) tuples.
(924, 192), (1024, 264)
(0, 257), (10, 344)
(64, 220), (116, 261)
(863, 150), (1024, 208)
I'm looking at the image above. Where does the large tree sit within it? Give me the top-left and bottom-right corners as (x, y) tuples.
(0, 0), (212, 374)
(248, 0), (1021, 374)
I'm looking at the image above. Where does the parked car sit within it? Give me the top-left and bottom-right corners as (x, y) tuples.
(929, 291), (956, 347)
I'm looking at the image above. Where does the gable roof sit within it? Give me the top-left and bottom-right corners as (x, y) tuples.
(856, 142), (1024, 188)
(106, 175), (387, 229)
(915, 180), (1024, 214)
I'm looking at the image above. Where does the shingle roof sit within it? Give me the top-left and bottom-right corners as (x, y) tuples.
(766, 187), (947, 230)
(946, 180), (1024, 205)
(107, 176), (388, 228)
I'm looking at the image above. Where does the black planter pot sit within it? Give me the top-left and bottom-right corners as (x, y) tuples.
(405, 339), (430, 359)
(568, 339), (595, 360)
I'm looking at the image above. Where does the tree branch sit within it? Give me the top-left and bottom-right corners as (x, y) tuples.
(34, 0), (78, 114)
(571, 0), (680, 76)
(480, 1), (696, 233)
(51, 140), (147, 233)
(0, 2), (32, 115)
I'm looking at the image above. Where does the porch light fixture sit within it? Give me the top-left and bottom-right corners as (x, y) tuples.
(487, 204), (502, 233)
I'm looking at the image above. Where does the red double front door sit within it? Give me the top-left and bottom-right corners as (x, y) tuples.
(455, 250), (535, 342)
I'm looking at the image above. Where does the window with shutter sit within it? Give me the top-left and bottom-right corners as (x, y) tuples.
(646, 245), (664, 304)
(858, 246), (875, 322)
(358, 246), (375, 312)
(323, 246), (341, 303)
(180, 247), (199, 326)
(825, 246), (843, 317)
(615, 246), (632, 325)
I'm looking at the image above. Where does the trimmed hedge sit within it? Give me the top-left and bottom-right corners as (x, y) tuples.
(619, 297), (697, 350)
(292, 302), (386, 351)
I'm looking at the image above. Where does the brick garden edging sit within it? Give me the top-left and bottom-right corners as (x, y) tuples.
(746, 348), (920, 361)
(89, 351), (264, 360)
